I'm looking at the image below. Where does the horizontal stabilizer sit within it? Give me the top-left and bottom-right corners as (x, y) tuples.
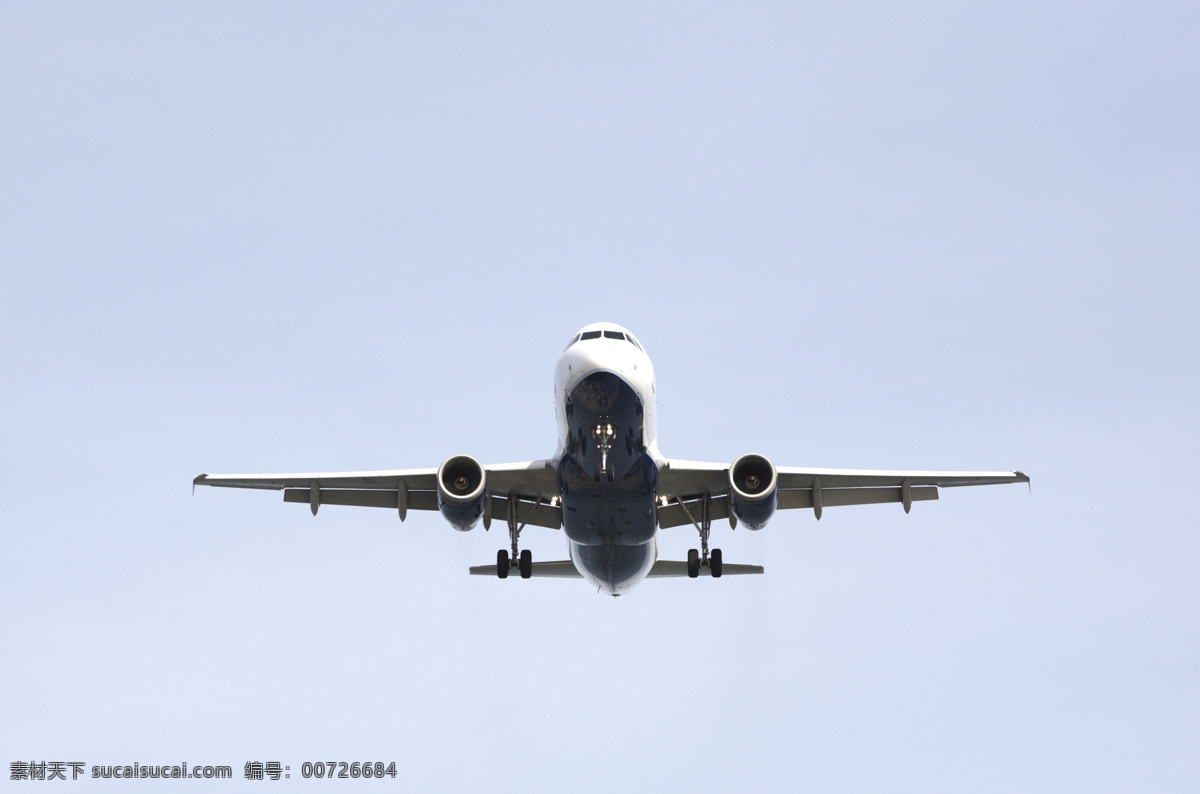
(468, 561), (582, 578)
(647, 560), (764, 577)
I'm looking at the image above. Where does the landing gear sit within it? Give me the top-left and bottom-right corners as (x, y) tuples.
(685, 546), (722, 578)
(496, 493), (541, 580)
(680, 493), (722, 579)
(592, 421), (616, 482)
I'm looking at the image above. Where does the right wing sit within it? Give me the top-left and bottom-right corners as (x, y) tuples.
(193, 459), (562, 529)
(656, 459), (1028, 528)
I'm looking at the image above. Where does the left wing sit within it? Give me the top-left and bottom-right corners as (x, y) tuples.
(193, 460), (562, 529)
(656, 459), (1028, 528)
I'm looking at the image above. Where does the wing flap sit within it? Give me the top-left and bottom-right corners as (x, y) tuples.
(777, 485), (939, 509)
(283, 488), (439, 511)
(656, 486), (939, 528)
(656, 496), (731, 530)
(488, 494), (562, 530)
(281, 488), (562, 528)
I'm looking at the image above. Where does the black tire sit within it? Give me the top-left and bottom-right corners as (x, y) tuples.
(519, 549), (532, 579)
(687, 548), (700, 578)
(496, 549), (509, 579)
(710, 548), (723, 578)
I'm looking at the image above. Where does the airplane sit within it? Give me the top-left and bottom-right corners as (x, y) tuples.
(194, 322), (1028, 596)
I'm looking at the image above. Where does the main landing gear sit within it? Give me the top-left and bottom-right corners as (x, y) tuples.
(496, 548), (532, 579)
(679, 493), (722, 579)
(686, 547), (723, 578)
(495, 494), (538, 579)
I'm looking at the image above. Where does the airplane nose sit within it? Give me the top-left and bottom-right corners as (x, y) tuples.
(572, 371), (625, 414)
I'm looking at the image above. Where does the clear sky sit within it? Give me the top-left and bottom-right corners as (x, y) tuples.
(2, 2), (1197, 791)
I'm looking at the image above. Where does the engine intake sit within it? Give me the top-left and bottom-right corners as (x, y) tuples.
(728, 453), (778, 530)
(437, 455), (487, 531)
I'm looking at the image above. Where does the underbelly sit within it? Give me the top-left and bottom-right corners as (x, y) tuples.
(569, 537), (657, 596)
(558, 371), (658, 547)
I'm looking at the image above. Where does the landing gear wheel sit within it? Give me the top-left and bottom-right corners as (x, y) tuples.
(687, 548), (700, 578)
(519, 549), (532, 579)
(710, 548), (723, 578)
(496, 549), (510, 579)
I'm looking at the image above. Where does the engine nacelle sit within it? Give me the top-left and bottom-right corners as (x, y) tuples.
(728, 453), (778, 530)
(437, 455), (487, 531)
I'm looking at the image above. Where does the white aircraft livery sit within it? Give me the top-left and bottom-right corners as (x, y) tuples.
(194, 322), (1028, 596)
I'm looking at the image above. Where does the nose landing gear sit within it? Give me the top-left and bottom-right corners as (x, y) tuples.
(592, 421), (616, 482)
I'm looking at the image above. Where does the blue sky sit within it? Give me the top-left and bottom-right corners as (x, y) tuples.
(2, 2), (1197, 791)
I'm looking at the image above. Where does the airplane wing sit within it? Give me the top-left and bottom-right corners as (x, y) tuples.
(192, 460), (562, 529)
(656, 459), (1028, 528)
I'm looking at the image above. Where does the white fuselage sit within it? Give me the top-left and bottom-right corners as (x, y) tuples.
(551, 323), (663, 595)
(553, 327), (659, 461)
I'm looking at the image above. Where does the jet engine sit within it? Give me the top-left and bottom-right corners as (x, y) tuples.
(437, 455), (487, 531)
(728, 453), (778, 530)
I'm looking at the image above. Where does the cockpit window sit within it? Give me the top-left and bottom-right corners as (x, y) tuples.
(580, 330), (602, 340)
(563, 334), (581, 351)
(603, 330), (624, 340)
(626, 335), (641, 349)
